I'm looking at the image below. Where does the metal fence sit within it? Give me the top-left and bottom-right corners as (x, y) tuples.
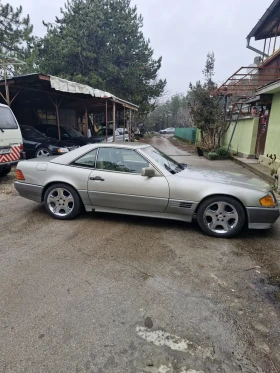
(174, 128), (198, 144)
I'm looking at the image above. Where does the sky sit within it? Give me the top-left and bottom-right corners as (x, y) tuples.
(8, 0), (274, 96)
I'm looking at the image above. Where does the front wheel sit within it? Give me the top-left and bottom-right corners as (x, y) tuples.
(36, 148), (52, 158)
(196, 196), (245, 238)
(44, 183), (82, 220)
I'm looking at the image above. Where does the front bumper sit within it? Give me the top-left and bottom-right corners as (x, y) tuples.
(14, 181), (43, 203)
(247, 206), (279, 229)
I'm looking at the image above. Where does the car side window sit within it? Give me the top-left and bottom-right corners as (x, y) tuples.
(73, 149), (97, 168)
(97, 148), (149, 173)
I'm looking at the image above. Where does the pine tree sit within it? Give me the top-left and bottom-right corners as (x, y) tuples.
(38, 0), (166, 113)
(0, 2), (34, 77)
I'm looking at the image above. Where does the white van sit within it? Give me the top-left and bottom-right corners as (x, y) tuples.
(0, 103), (24, 176)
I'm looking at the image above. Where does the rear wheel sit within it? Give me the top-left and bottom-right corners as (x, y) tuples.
(196, 196), (245, 238)
(36, 148), (52, 158)
(44, 183), (82, 220)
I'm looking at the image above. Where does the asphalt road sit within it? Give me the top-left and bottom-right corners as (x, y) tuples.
(0, 137), (280, 373)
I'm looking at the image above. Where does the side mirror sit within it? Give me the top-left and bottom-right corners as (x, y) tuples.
(141, 167), (155, 177)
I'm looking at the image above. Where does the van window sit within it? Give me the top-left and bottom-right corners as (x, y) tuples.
(0, 106), (18, 129)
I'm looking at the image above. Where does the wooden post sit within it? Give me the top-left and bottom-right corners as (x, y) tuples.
(85, 107), (89, 137)
(48, 96), (63, 140)
(113, 101), (116, 142)
(106, 100), (108, 142)
(129, 109), (132, 142)
(56, 104), (61, 140)
(273, 25), (278, 53)
(123, 106), (125, 142)
(262, 38), (267, 61)
(4, 66), (10, 106)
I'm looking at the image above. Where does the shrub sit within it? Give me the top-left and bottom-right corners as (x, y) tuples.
(216, 147), (229, 156)
(208, 152), (218, 159)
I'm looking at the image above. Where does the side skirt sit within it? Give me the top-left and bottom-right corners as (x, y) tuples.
(83, 205), (193, 223)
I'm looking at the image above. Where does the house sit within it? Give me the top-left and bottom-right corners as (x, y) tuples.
(219, 0), (280, 170)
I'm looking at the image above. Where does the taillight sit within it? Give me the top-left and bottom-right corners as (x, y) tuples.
(16, 169), (25, 181)
(19, 144), (24, 151)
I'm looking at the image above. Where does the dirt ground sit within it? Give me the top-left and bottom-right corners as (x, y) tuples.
(0, 136), (279, 373)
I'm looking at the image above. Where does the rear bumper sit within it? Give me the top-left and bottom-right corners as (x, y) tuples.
(247, 206), (279, 229)
(0, 160), (18, 169)
(14, 181), (43, 203)
(0, 152), (25, 169)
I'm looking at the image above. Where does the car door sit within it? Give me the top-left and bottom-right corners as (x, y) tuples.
(87, 147), (169, 212)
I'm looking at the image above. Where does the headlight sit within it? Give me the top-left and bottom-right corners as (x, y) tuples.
(259, 193), (276, 207)
(57, 148), (69, 154)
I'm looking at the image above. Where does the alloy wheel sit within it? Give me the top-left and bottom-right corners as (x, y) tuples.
(203, 201), (239, 234)
(36, 149), (51, 157)
(47, 188), (75, 217)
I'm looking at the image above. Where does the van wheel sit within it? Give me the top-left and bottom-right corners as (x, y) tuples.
(0, 165), (11, 177)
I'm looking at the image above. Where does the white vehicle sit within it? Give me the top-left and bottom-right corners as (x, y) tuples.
(94, 127), (129, 142)
(0, 104), (24, 176)
(159, 127), (175, 134)
(108, 128), (129, 142)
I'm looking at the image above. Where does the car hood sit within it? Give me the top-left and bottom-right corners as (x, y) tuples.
(44, 137), (75, 147)
(24, 137), (74, 148)
(90, 136), (106, 142)
(176, 166), (270, 192)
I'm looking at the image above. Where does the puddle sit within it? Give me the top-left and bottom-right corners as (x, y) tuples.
(136, 326), (214, 359)
(145, 364), (205, 373)
(257, 274), (280, 308)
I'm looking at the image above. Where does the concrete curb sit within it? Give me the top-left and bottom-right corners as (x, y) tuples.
(231, 156), (275, 185)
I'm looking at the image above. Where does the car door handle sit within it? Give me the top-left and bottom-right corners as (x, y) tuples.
(90, 176), (105, 181)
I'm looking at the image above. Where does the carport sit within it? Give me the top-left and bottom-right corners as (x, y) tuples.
(0, 74), (138, 141)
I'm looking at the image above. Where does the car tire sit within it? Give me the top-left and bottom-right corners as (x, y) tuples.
(0, 165), (11, 177)
(196, 196), (245, 238)
(44, 183), (82, 220)
(35, 148), (52, 158)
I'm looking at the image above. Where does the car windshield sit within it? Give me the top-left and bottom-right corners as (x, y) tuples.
(143, 146), (185, 174)
(96, 128), (113, 136)
(21, 126), (47, 140)
(63, 127), (84, 138)
(0, 106), (18, 129)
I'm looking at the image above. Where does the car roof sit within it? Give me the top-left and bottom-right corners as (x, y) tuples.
(50, 142), (151, 165)
(0, 103), (9, 108)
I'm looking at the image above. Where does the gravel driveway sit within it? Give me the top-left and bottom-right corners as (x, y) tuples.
(0, 137), (279, 373)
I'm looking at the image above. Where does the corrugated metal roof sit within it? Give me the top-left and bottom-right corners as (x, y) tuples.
(0, 73), (139, 110)
(50, 76), (114, 99)
(247, 0), (280, 41)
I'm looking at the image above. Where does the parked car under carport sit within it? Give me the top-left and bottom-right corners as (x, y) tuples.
(20, 125), (78, 158)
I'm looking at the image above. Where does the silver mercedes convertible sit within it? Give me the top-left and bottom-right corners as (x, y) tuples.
(14, 143), (279, 238)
